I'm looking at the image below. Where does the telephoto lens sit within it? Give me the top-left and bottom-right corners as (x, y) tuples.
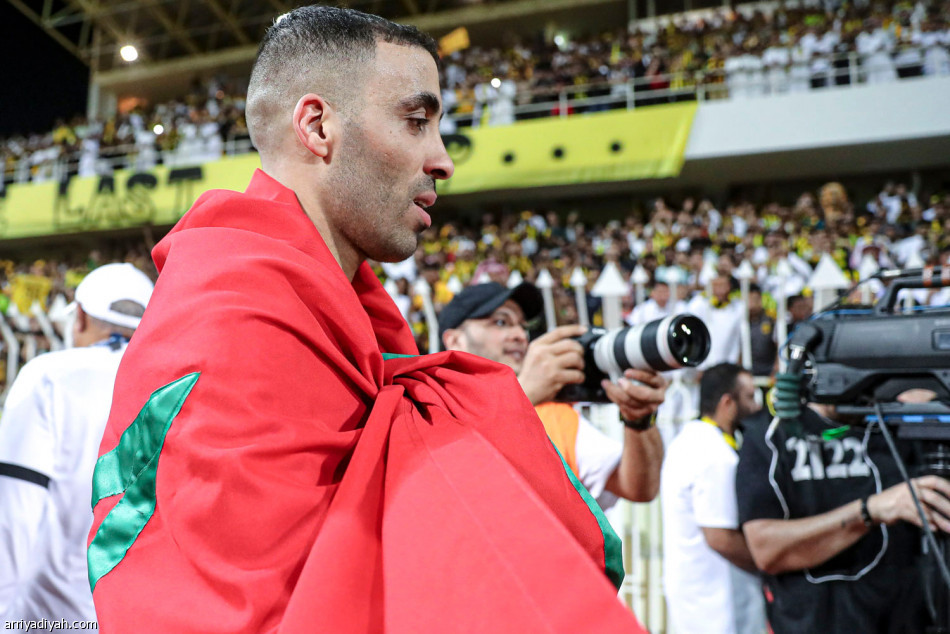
(555, 314), (711, 403)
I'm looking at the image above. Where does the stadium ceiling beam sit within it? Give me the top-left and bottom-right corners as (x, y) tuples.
(201, 0), (252, 45)
(47, 0), (139, 25)
(5, 0), (85, 62)
(94, 42), (258, 90)
(46, 3), (84, 25)
(65, 0), (152, 62)
(143, 0), (202, 56)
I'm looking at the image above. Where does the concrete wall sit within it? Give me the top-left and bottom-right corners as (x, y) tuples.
(685, 76), (950, 160)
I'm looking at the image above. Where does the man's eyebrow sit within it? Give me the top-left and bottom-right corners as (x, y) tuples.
(398, 92), (443, 120)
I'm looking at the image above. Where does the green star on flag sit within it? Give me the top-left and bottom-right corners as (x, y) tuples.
(88, 372), (200, 591)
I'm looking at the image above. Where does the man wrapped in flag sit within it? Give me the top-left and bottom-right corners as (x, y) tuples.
(88, 6), (654, 632)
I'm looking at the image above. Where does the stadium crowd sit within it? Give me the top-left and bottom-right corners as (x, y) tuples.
(2, 0), (948, 184)
(2, 176), (947, 392)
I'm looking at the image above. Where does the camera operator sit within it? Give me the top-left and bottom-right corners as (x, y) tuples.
(736, 399), (950, 633)
(440, 282), (666, 508)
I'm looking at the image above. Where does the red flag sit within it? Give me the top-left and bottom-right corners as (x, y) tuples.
(89, 170), (645, 633)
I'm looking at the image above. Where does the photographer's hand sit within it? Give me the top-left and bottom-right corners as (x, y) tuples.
(602, 369), (668, 502)
(517, 325), (586, 406)
(868, 475), (950, 533)
(600, 369), (668, 422)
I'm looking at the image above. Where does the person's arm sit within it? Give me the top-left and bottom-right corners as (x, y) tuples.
(603, 425), (663, 502)
(744, 475), (950, 575)
(517, 325), (586, 406)
(701, 527), (758, 574)
(601, 369), (667, 502)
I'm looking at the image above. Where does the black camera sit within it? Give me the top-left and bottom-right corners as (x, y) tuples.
(784, 267), (950, 433)
(555, 314), (711, 403)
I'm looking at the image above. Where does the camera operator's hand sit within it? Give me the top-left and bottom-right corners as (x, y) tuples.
(517, 325), (586, 406)
(868, 475), (950, 533)
(601, 369), (668, 422)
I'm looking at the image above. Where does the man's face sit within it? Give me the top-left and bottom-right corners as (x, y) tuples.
(454, 300), (529, 373)
(323, 41), (454, 264)
(765, 235), (785, 258)
(748, 291), (762, 316)
(790, 297), (813, 322)
(732, 372), (760, 424)
(651, 284), (670, 307)
(712, 276), (731, 302)
(717, 254), (734, 276)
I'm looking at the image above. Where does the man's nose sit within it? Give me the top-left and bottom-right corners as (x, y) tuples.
(509, 326), (528, 344)
(426, 135), (455, 181)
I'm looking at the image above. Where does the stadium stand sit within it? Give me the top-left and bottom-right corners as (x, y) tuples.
(2, 0), (948, 184)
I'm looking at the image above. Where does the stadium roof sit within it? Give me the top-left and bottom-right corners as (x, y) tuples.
(10, 0), (623, 98)
(6, 0), (485, 72)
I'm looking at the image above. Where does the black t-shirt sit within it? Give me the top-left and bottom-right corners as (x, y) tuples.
(736, 409), (929, 634)
(749, 315), (777, 377)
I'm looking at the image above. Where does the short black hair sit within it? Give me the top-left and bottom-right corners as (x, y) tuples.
(255, 6), (438, 69)
(699, 363), (747, 417)
(787, 294), (807, 311)
(246, 5), (439, 152)
(749, 283), (762, 294)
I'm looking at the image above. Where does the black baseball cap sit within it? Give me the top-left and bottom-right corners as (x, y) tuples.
(438, 282), (543, 339)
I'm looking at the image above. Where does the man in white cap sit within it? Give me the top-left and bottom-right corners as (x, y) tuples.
(0, 263), (153, 626)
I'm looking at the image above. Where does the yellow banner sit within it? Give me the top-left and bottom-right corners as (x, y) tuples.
(10, 274), (52, 313)
(0, 155), (262, 241)
(441, 102), (698, 195)
(0, 104), (697, 240)
(438, 27), (470, 56)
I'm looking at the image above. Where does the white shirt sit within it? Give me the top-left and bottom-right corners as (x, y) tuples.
(574, 411), (623, 510)
(661, 420), (765, 634)
(0, 341), (127, 623)
(762, 46), (790, 94)
(625, 298), (688, 327)
(686, 295), (744, 369)
(892, 234), (925, 266)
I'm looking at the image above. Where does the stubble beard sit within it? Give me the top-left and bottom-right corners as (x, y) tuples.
(462, 331), (522, 374)
(325, 125), (420, 264)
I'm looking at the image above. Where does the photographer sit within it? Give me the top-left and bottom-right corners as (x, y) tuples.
(440, 282), (666, 508)
(736, 400), (950, 633)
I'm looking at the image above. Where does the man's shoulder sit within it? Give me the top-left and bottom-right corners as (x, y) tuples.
(16, 346), (119, 384)
(668, 421), (731, 461)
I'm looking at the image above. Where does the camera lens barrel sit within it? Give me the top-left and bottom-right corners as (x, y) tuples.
(593, 314), (711, 375)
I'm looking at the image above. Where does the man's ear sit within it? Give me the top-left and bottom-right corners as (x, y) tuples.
(292, 93), (337, 160)
(74, 306), (88, 333)
(716, 392), (733, 415)
(442, 328), (464, 352)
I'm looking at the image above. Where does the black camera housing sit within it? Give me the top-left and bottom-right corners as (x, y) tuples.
(788, 267), (950, 434)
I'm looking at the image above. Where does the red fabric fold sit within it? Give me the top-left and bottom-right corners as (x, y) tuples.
(90, 170), (644, 633)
